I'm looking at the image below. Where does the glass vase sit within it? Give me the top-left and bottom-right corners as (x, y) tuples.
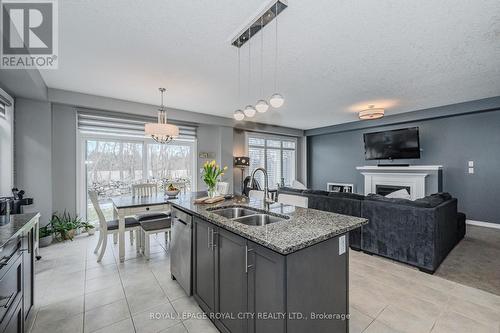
(207, 185), (217, 198)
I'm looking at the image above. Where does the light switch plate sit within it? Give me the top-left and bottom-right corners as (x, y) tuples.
(468, 168), (474, 174)
(468, 161), (474, 167)
(339, 235), (346, 255)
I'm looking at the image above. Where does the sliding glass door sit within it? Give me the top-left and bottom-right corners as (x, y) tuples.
(80, 135), (196, 222)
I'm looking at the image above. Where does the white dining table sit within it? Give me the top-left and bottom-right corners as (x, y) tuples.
(111, 195), (170, 262)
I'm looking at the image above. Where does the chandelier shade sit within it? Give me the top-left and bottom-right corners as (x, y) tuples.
(145, 88), (179, 143)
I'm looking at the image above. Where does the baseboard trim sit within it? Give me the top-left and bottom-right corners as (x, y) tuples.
(466, 219), (500, 230)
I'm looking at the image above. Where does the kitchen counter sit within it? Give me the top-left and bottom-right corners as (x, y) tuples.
(168, 193), (367, 255)
(0, 212), (40, 248)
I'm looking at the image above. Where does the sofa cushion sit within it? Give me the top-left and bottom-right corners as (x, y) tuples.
(278, 187), (304, 194)
(328, 192), (365, 200)
(366, 192), (453, 208)
(303, 189), (330, 196)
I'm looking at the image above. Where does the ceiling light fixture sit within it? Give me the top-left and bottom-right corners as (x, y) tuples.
(244, 30), (256, 118)
(359, 105), (385, 120)
(255, 17), (269, 113)
(233, 47), (245, 121)
(145, 88), (179, 143)
(269, 2), (284, 108)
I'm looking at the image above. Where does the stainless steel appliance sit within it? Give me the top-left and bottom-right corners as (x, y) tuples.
(170, 207), (193, 295)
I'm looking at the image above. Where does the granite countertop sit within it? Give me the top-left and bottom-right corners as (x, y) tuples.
(0, 213), (40, 248)
(168, 193), (367, 255)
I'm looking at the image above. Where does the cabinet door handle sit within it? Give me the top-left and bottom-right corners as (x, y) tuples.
(211, 231), (217, 250)
(207, 227), (211, 249)
(245, 246), (254, 273)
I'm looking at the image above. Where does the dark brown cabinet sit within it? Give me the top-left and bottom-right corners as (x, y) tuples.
(0, 216), (37, 333)
(247, 242), (286, 333)
(22, 230), (34, 321)
(193, 217), (216, 314)
(216, 228), (247, 333)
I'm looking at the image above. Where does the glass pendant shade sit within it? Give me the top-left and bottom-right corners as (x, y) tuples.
(255, 99), (269, 113)
(234, 109), (245, 121)
(243, 105), (256, 117)
(269, 93), (284, 108)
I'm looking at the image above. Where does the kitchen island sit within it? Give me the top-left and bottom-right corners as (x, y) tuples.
(168, 193), (367, 333)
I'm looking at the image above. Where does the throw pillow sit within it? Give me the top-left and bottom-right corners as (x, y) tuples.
(385, 189), (411, 200)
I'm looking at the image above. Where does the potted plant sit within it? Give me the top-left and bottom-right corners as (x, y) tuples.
(51, 211), (84, 241)
(82, 222), (95, 236)
(39, 225), (53, 247)
(202, 160), (227, 198)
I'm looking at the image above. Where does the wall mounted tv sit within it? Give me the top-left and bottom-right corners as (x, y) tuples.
(363, 127), (421, 160)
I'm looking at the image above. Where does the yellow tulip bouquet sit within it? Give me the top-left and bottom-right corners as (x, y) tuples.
(202, 160), (228, 197)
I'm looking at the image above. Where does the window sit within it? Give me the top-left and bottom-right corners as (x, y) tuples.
(81, 136), (196, 223)
(246, 133), (297, 189)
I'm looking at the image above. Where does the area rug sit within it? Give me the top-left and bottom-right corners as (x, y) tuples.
(436, 225), (500, 296)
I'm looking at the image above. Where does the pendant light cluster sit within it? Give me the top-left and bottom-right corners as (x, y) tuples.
(233, 2), (285, 121)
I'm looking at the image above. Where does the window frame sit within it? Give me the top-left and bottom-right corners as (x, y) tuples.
(76, 131), (197, 219)
(244, 132), (298, 188)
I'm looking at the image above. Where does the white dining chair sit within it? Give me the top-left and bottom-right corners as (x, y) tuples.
(132, 183), (158, 197)
(216, 182), (229, 195)
(139, 217), (171, 260)
(89, 191), (141, 262)
(291, 180), (307, 190)
(248, 190), (265, 200)
(132, 183), (171, 259)
(277, 193), (309, 208)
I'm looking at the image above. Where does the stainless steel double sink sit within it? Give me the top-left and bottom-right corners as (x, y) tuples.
(208, 206), (289, 226)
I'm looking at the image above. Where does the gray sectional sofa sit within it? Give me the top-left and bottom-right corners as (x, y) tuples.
(277, 187), (465, 273)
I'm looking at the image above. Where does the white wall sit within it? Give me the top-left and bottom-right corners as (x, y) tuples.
(15, 98), (53, 225)
(0, 89), (14, 196)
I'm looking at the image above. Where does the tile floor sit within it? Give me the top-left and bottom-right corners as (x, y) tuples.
(30, 230), (500, 333)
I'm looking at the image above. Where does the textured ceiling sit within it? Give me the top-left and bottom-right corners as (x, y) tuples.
(40, 0), (500, 129)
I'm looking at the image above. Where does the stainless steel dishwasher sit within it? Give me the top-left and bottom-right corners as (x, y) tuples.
(170, 207), (193, 295)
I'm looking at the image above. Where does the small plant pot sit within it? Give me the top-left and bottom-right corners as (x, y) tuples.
(87, 228), (95, 236)
(66, 229), (76, 240)
(39, 235), (53, 248)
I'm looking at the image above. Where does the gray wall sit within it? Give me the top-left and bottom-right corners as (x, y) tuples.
(197, 125), (234, 193)
(307, 109), (500, 224)
(14, 98), (53, 225)
(51, 104), (77, 215)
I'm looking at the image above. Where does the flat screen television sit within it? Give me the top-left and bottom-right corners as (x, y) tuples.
(363, 127), (420, 160)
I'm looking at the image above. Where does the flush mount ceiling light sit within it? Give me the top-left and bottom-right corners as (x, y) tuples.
(145, 88), (179, 143)
(359, 105), (385, 120)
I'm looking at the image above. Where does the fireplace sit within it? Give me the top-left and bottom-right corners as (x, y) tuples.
(376, 185), (411, 196)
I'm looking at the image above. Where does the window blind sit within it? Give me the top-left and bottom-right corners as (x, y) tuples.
(0, 102), (5, 118)
(77, 109), (196, 139)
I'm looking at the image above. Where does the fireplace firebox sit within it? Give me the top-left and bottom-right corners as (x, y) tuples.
(376, 185), (411, 197)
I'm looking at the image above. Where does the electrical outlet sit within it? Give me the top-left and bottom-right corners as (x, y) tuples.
(468, 161), (474, 167)
(468, 168), (474, 174)
(339, 235), (346, 255)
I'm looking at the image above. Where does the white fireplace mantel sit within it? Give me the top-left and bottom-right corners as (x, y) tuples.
(356, 165), (442, 199)
(356, 165), (443, 171)
(360, 172), (429, 200)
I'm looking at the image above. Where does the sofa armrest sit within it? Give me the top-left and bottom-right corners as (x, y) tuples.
(433, 198), (458, 269)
